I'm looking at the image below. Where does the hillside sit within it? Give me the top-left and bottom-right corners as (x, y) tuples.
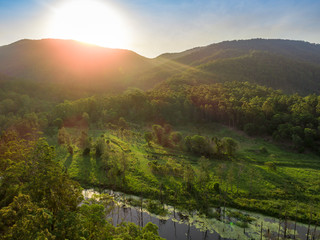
(146, 39), (320, 95)
(1, 38), (320, 95)
(172, 51), (320, 95)
(160, 39), (320, 65)
(0, 39), (153, 92)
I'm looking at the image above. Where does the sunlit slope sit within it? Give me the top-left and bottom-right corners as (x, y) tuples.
(149, 39), (320, 95)
(165, 51), (320, 95)
(0, 39), (152, 91)
(2, 38), (320, 94)
(159, 39), (320, 66)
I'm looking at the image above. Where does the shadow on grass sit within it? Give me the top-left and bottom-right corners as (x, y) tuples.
(78, 155), (92, 181)
(276, 162), (320, 170)
(64, 155), (73, 169)
(94, 156), (109, 184)
(247, 165), (308, 201)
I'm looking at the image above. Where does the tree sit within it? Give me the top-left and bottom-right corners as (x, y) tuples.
(262, 99), (275, 119)
(0, 194), (54, 240)
(0, 131), (163, 239)
(184, 135), (213, 157)
(221, 137), (238, 156)
(0, 135), (83, 239)
(292, 134), (304, 152)
(183, 163), (195, 191)
(57, 127), (70, 145)
(212, 136), (223, 156)
(152, 125), (164, 145)
(304, 128), (316, 148)
(170, 131), (182, 145)
(79, 204), (110, 240)
(144, 132), (153, 146)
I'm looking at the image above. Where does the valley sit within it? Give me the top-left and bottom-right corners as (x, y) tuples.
(1, 38), (320, 239)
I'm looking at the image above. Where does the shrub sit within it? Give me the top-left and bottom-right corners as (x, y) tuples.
(259, 146), (268, 154)
(265, 161), (276, 171)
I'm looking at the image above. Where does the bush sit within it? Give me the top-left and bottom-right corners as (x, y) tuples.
(221, 137), (238, 156)
(170, 131), (182, 145)
(259, 146), (268, 154)
(184, 135), (213, 157)
(265, 161), (276, 171)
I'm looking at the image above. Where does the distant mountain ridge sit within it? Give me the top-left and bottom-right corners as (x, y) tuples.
(159, 39), (320, 65)
(0, 39), (152, 91)
(1, 38), (320, 95)
(150, 39), (320, 95)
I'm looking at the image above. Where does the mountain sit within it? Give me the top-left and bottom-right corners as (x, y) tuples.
(1, 38), (320, 95)
(159, 39), (320, 65)
(149, 39), (320, 95)
(0, 39), (153, 92)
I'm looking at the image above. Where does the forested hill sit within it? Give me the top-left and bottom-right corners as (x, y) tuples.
(144, 39), (320, 95)
(0, 39), (152, 92)
(1, 38), (320, 95)
(159, 39), (320, 65)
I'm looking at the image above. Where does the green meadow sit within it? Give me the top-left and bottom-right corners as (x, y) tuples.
(54, 123), (320, 224)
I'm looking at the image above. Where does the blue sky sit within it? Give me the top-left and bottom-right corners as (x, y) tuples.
(1, 0), (320, 57)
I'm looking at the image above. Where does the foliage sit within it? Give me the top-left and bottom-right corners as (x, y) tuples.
(0, 131), (163, 239)
(221, 137), (238, 156)
(184, 135), (213, 157)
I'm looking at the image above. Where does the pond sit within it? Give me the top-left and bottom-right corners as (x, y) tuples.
(83, 189), (319, 240)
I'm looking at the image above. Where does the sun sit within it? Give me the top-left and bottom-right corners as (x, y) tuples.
(48, 0), (130, 49)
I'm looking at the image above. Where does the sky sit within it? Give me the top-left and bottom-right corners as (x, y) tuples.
(1, 0), (320, 58)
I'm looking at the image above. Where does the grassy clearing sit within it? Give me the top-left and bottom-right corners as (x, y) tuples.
(52, 123), (320, 224)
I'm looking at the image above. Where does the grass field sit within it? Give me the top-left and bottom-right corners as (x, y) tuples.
(53, 123), (320, 224)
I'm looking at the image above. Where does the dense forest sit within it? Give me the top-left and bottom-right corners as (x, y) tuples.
(1, 39), (320, 239)
(2, 79), (320, 153)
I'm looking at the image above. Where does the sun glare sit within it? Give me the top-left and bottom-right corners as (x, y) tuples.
(48, 0), (129, 49)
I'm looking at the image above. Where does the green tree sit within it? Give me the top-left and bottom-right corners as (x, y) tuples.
(170, 131), (182, 145)
(221, 137), (238, 156)
(0, 194), (54, 240)
(144, 132), (153, 146)
(0, 134), (83, 239)
(79, 204), (110, 240)
(186, 135), (213, 157)
(183, 163), (195, 191)
(57, 127), (70, 145)
(152, 125), (164, 145)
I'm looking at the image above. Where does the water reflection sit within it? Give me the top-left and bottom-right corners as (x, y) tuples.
(83, 189), (319, 240)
